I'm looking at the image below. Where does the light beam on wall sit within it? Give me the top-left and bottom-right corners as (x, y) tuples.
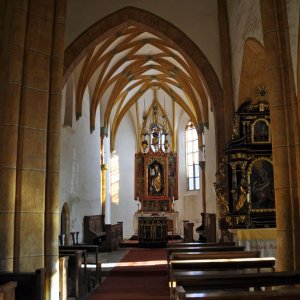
(111, 153), (120, 205)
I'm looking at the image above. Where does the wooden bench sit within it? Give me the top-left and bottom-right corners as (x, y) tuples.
(175, 286), (300, 300)
(169, 257), (276, 299)
(0, 281), (17, 300)
(84, 215), (123, 251)
(60, 245), (102, 289)
(167, 242), (235, 248)
(59, 250), (86, 300)
(167, 246), (245, 259)
(168, 251), (261, 266)
(0, 268), (45, 300)
(174, 271), (300, 299)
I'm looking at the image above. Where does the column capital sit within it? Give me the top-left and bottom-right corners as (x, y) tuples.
(101, 127), (108, 138)
(101, 164), (108, 171)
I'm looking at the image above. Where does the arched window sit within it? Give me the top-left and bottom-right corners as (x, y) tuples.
(186, 121), (200, 190)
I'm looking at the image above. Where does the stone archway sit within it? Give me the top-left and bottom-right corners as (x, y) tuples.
(63, 6), (225, 160)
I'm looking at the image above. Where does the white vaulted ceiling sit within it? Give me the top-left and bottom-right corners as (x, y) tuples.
(74, 25), (209, 149)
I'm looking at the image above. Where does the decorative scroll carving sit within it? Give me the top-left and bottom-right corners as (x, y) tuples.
(214, 156), (229, 219)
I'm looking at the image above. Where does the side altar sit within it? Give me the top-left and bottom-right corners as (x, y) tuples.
(215, 87), (276, 242)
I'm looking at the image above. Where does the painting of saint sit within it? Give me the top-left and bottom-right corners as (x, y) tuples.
(253, 120), (269, 142)
(250, 159), (274, 210)
(168, 156), (176, 177)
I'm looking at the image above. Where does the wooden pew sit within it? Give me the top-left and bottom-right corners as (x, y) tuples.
(168, 251), (261, 266)
(167, 242), (235, 248)
(174, 271), (300, 300)
(0, 281), (17, 300)
(60, 245), (102, 289)
(84, 215), (123, 251)
(59, 250), (86, 300)
(169, 257), (276, 299)
(167, 246), (245, 259)
(176, 286), (300, 300)
(0, 268), (45, 300)
(171, 251), (260, 260)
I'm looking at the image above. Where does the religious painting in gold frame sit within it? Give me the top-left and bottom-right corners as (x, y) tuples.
(247, 157), (275, 212)
(251, 118), (271, 144)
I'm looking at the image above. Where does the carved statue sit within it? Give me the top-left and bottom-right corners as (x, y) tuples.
(235, 185), (248, 211)
(149, 164), (162, 194)
(231, 116), (240, 139)
(153, 164), (161, 192)
(214, 157), (229, 217)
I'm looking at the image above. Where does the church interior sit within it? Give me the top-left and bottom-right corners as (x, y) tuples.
(1, 0), (300, 299)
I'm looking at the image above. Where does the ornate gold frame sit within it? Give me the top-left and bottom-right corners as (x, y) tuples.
(250, 118), (271, 144)
(246, 156), (275, 213)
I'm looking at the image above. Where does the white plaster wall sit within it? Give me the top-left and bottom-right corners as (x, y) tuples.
(111, 114), (137, 239)
(60, 86), (101, 244)
(287, 0), (300, 93)
(227, 0), (263, 108)
(176, 114), (202, 238)
(204, 108), (219, 239)
(205, 108), (217, 215)
(65, 0), (222, 83)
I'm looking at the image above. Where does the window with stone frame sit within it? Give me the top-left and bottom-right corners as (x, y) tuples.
(186, 121), (200, 191)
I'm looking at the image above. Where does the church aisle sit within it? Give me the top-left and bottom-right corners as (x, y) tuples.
(86, 248), (169, 300)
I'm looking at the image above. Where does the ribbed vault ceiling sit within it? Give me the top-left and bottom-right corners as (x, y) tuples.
(75, 25), (209, 149)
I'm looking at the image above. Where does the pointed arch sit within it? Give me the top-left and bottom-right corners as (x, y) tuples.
(238, 37), (267, 106)
(64, 6), (225, 160)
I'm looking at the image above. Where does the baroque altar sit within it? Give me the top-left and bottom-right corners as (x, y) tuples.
(215, 87), (276, 241)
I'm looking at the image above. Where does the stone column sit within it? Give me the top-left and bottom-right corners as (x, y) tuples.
(0, 0), (27, 272)
(296, 3), (300, 271)
(101, 164), (108, 214)
(217, 0), (234, 141)
(199, 161), (206, 213)
(0, 1), (67, 298)
(197, 123), (206, 213)
(45, 0), (67, 299)
(104, 135), (111, 224)
(260, 0), (298, 271)
(0, 0), (5, 49)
